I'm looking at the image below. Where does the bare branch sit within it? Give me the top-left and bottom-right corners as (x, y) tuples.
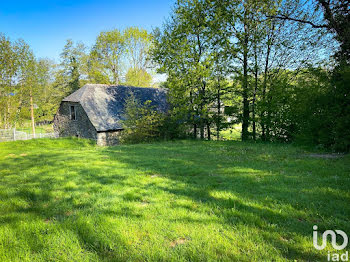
(267, 15), (328, 29)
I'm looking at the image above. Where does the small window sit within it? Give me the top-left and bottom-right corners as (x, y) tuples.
(70, 105), (77, 120)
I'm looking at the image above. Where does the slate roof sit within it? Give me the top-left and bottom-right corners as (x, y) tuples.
(62, 84), (168, 132)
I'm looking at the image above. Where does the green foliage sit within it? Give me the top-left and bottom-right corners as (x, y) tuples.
(151, 0), (331, 142)
(0, 27), (155, 130)
(151, 0), (350, 151)
(57, 39), (87, 94)
(88, 27), (153, 86)
(124, 68), (152, 87)
(264, 0), (350, 151)
(0, 34), (21, 128)
(253, 66), (350, 151)
(123, 27), (153, 70)
(89, 29), (125, 85)
(330, 64), (350, 151)
(152, 0), (220, 139)
(33, 58), (59, 122)
(314, 0), (350, 63)
(312, 0), (350, 150)
(0, 34), (59, 128)
(1, 3), (348, 150)
(120, 93), (165, 143)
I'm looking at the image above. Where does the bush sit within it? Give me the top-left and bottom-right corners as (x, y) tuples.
(120, 93), (165, 144)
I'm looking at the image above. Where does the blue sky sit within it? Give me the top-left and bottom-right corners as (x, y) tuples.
(0, 0), (174, 62)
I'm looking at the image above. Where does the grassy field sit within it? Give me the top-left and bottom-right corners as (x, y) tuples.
(0, 138), (349, 261)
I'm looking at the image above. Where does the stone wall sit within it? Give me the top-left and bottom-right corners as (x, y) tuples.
(97, 131), (122, 146)
(53, 102), (97, 140)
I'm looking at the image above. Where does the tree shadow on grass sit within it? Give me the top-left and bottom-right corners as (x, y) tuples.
(0, 151), (135, 260)
(101, 140), (350, 261)
(0, 139), (349, 261)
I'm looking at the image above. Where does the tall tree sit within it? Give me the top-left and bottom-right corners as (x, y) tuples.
(35, 58), (58, 122)
(89, 30), (125, 85)
(0, 34), (17, 129)
(58, 39), (87, 95)
(124, 27), (153, 70)
(16, 40), (37, 135)
(213, 0), (265, 140)
(265, 0), (349, 150)
(153, 0), (213, 139)
(269, 0), (349, 64)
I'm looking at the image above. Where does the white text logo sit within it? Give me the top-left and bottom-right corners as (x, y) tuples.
(313, 225), (349, 261)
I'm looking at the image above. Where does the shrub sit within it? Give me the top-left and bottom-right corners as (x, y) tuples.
(120, 93), (166, 144)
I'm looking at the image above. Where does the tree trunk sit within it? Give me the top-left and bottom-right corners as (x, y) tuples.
(200, 117), (204, 139)
(195, 32), (206, 141)
(216, 85), (221, 141)
(30, 89), (36, 138)
(261, 25), (273, 141)
(252, 42), (258, 141)
(5, 98), (9, 129)
(194, 123), (197, 139)
(199, 81), (206, 140)
(190, 89), (196, 139)
(241, 21), (250, 141)
(207, 122), (211, 140)
(261, 62), (269, 140)
(4, 108), (7, 129)
(112, 66), (119, 85)
(266, 89), (273, 141)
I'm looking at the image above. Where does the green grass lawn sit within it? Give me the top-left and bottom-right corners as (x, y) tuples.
(0, 138), (349, 261)
(221, 125), (241, 141)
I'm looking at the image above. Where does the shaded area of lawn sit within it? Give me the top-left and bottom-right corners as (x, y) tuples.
(0, 138), (349, 261)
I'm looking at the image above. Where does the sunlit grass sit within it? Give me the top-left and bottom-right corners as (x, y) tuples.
(220, 125), (241, 141)
(0, 138), (349, 261)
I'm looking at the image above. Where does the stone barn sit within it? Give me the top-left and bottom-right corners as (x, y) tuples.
(53, 84), (168, 146)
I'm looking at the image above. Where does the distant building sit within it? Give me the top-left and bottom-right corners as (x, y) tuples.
(53, 84), (168, 146)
